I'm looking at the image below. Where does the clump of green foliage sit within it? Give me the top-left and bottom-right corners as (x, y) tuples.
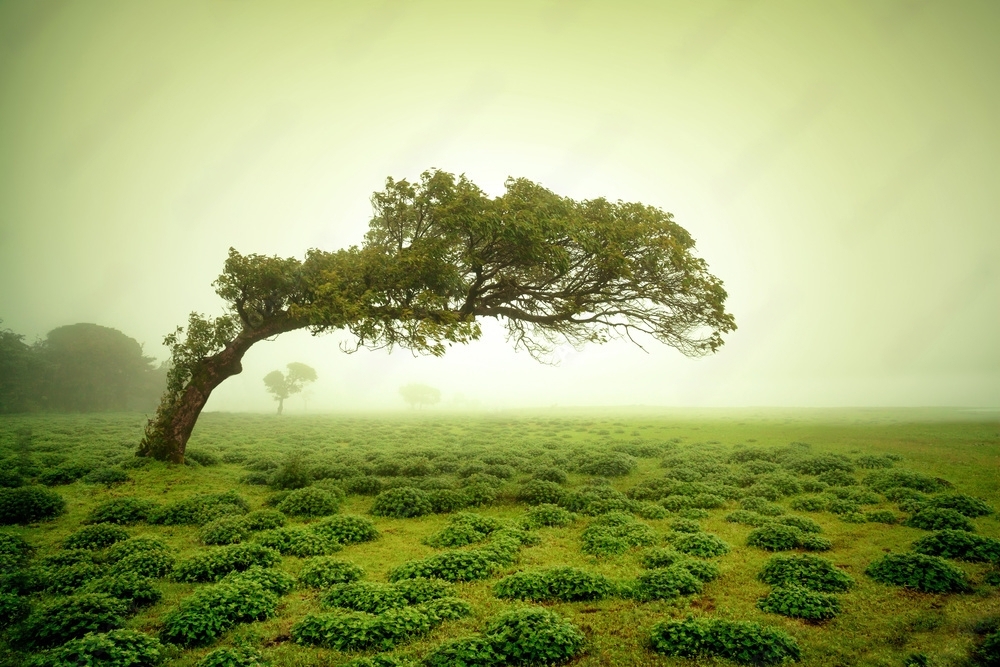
(910, 530), (1000, 562)
(580, 515), (657, 556)
(523, 503), (576, 528)
(904, 508), (976, 532)
(45, 562), (106, 595)
(0, 532), (33, 571)
(298, 557), (365, 588)
(84, 571), (162, 609)
(641, 547), (685, 569)
(371, 487), (433, 518)
(242, 509), (286, 531)
(199, 516), (253, 545)
(195, 646), (268, 667)
(321, 578), (452, 613)
(27, 629), (165, 667)
(865, 552), (972, 593)
(577, 452), (637, 477)
(726, 510), (770, 527)
(0, 486), (66, 525)
(254, 527), (341, 557)
(0, 592), (30, 628)
(85, 497), (157, 525)
(628, 564), (703, 601)
(790, 496), (827, 512)
(109, 550), (175, 579)
(758, 554), (854, 592)
(149, 491), (249, 526)
(159, 579), (278, 647)
(172, 543), (280, 583)
(276, 486), (340, 517)
(494, 566), (617, 602)
(290, 597), (471, 650)
(12, 593), (127, 649)
(517, 480), (567, 506)
(757, 584), (841, 620)
(923, 494), (993, 518)
(864, 470), (948, 494)
(480, 606), (585, 665)
(864, 510), (897, 524)
(747, 524), (805, 551)
(312, 514), (380, 544)
(671, 532), (731, 558)
(424, 513), (503, 548)
(64, 523), (130, 550)
(740, 496), (784, 516)
(648, 616), (801, 665)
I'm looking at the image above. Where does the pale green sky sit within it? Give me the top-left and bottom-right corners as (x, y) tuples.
(1, 0), (998, 410)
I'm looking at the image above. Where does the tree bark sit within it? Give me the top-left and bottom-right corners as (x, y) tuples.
(276, 397), (283, 415)
(138, 316), (301, 463)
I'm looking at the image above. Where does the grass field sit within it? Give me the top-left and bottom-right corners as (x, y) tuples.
(1, 409), (999, 667)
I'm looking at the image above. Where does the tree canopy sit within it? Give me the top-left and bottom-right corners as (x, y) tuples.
(263, 362), (317, 414)
(138, 170), (736, 462)
(399, 383), (441, 409)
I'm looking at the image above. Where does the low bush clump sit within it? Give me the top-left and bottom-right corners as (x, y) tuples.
(46, 562), (108, 595)
(322, 578), (452, 613)
(185, 449), (220, 467)
(790, 496), (827, 512)
(757, 584), (841, 620)
(221, 565), (296, 595)
(298, 557), (365, 588)
(242, 509), (287, 531)
(83, 468), (131, 486)
(747, 524), (804, 552)
(200, 516), (252, 545)
(149, 491), (249, 526)
(61, 523), (129, 552)
(628, 564), (703, 600)
(422, 636), (502, 667)
(670, 518), (702, 533)
(864, 470), (948, 494)
(649, 616), (801, 665)
(904, 508), (976, 532)
(84, 571), (161, 608)
(517, 480), (566, 506)
(196, 646), (267, 667)
(641, 547), (685, 569)
(276, 486), (340, 517)
(977, 631), (1000, 667)
(12, 593), (127, 648)
(726, 510), (770, 527)
(371, 487), (433, 518)
(28, 629), (165, 667)
(532, 466), (568, 484)
(0, 486), (66, 525)
(427, 489), (468, 514)
(856, 454), (896, 469)
(85, 497), (157, 525)
(159, 579), (278, 647)
(577, 452), (637, 477)
(0, 592), (30, 628)
(865, 552), (972, 593)
(924, 494), (993, 518)
(291, 597), (471, 650)
(172, 543), (281, 583)
(494, 566), (616, 602)
(255, 527), (341, 557)
(911, 529), (1000, 563)
(312, 514), (380, 545)
(865, 510), (897, 524)
(523, 504), (576, 528)
(773, 516), (822, 533)
(389, 548), (500, 583)
(758, 554), (854, 592)
(740, 497), (784, 516)
(109, 550), (175, 579)
(671, 532), (731, 558)
(425, 523), (489, 549)
(343, 476), (383, 496)
(0, 532), (33, 571)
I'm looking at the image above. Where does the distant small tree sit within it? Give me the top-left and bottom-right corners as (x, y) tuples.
(399, 383), (441, 409)
(263, 362), (317, 415)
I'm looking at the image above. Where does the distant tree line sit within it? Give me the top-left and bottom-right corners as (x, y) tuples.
(0, 320), (166, 413)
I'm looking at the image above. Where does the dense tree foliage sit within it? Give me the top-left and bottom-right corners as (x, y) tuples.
(138, 170), (736, 462)
(263, 362), (317, 415)
(0, 321), (165, 413)
(398, 383), (441, 409)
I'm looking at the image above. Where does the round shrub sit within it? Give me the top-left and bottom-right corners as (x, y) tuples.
(678, 558), (720, 583)
(494, 567), (616, 602)
(532, 467), (568, 484)
(172, 543), (280, 583)
(41, 549), (98, 568)
(747, 524), (804, 551)
(773, 516), (822, 534)
(298, 557), (365, 588)
(255, 527), (341, 557)
(85, 497), (157, 525)
(865, 510), (897, 524)
(523, 504), (576, 528)
(884, 487), (927, 502)
(839, 511), (867, 524)
(427, 489), (467, 514)
(159, 579), (278, 647)
(725, 510), (769, 527)
(372, 487), (433, 518)
(422, 635), (502, 667)
(978, 631), (1000, 667)
(758, 554), (854, 592)
(0, 592), (30, 628)
(343, 476), (383, 496)
(800, 535), (833, 551)
(744, 484), (782, 502)
(517, 480), (566, 506)
(111, 551), (174, 579)
(672, 532), (731, 558)
(13, 593), (127, 648)
(660, 495), (694, 512)
(425, 524), (488, 549)
(46, 562), (108, 595)
(864, 470), (947, 494)
(904, 508), (976, 532)
(740, 496), (785, 516)
(577, 452), (637, 477)
(0, 532), (33, 572)
(82, 468), (131, 486)
(789, 454), (854, 476)
(856, 454), (895, 469)
(670, 518), (702, 533)
(690, 493), (726, 509)
(106, 537), (171, 563)
(63, 524), (129, 550)
(460, 482), (498, 508)
(149, 491), (249, 526)
(678, 508), (711, 520)
(196, 646), (267, 667)
(84, 571), (162, 608)
(0, 486), (66, 524)
(242, 509), (286, 531)
(649, 616), (801, 666)
(827, 499), (860, 516)
(389, 549), (499, 583)
(276, 487), (340, 518)
(199, 516), (252, 545)
(911, 529), (1000, 563)
(322, 579), (451, 613)
(633, 501), (669, 520)
(629, 565), (703, 600)
(790, 496), (827, 512)
(641, 547), (685, 569)
(817, 470), (856, 487)
(924, 494), (993, 518)
(581, 521), (657, 556)
(268, 457), (311, 490)
(865, 552), (971, 593)
(221, 565), (296, 596)
(757, 584), (840, 620)
(483, 607), (585, 665)
(313, 514), (380, 545)
(29, 629), (165, 667)
(185, 449), (220, 467)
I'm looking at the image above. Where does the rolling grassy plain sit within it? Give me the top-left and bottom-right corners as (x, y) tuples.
(1, 409), (998, 667)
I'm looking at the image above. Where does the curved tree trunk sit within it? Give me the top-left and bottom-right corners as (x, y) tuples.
(138, 316), (301, 463)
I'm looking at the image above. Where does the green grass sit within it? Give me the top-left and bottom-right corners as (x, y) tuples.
(1, 409), (998, 666)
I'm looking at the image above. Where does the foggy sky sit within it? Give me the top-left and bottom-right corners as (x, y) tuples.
(1, 1), (998, 411)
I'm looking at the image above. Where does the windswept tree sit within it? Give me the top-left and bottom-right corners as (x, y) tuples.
(263, 362), (317, 415)
(137, 170), (736, 462)
(399, 383), (441, 409)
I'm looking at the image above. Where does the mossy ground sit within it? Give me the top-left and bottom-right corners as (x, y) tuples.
(1, 409), (998, 666)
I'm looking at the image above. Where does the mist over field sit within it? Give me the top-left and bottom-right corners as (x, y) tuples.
(1, 1), (998, 412)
